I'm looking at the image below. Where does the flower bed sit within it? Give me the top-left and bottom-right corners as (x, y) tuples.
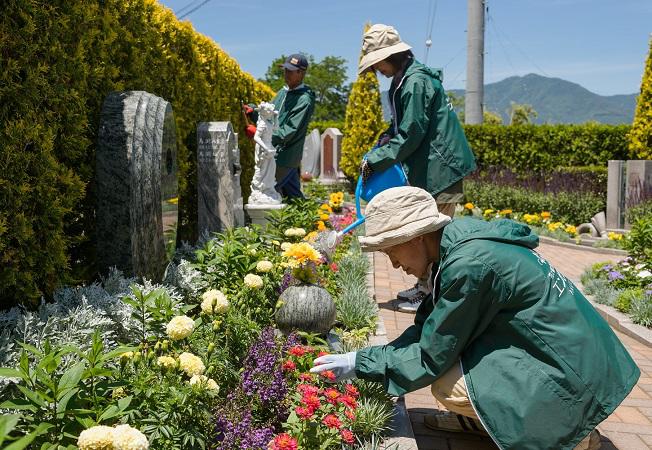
(0, 192), (393, 449)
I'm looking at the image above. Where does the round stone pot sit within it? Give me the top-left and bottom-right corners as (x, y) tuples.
(275, 283), (336, 335)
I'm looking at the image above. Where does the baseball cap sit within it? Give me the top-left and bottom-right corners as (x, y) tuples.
(280, 54), (309, 71)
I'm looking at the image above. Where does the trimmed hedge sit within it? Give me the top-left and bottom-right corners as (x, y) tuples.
(307, 120), (346, 134)
(1, 0), (273, 308)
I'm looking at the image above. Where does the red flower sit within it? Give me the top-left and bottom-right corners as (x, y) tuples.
(268, 433), (298, 450)
(324, 388), (340, 404)
(303, 345), (315, 353)
(345, 384), (359, 398)
(299, 373), (314, 382)
(337, 394), (357, 410)
(340, 429), (355, 445)
(297, 384), (319, 396)
(344, 409), (356, 421)
(320, 370), (336, 381)
(288, 346), (306, 357)
(330, 262), (339, 272)
(295, 406), (314, 420)
(302, 394), (321, 410)
(318, 351), (329, 358)
(322, 414), (342, 429)
(282, 360), (296, 372)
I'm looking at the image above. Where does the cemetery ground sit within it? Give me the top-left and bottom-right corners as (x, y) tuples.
(373, 242), (652, 450)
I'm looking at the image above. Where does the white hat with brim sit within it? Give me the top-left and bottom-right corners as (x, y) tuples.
(358, 186), (451, 252)
(358, 24), (412, 75)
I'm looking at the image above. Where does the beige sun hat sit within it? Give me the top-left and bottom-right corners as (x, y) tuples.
(358, 24), (412, 75)
(358, 186), (451, 252)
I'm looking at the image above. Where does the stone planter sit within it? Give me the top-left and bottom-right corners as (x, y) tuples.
(275, 283), (336, 335)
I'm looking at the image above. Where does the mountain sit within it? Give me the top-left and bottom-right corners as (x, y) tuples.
(381, 73), (637, 124)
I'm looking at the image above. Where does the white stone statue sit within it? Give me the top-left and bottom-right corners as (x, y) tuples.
(249, 102), (282, 205)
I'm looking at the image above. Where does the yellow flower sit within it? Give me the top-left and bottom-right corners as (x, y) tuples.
(499, 209), (512, 216)
(167, 197), (179, 205)
(256, 260), (273, 273)
(112, 424), (149, 450)
(284, 228), (306, 237)
(547, 222), (563, 232)
(320, 213), (330, 221)
(464, 202), (474, 210)
(166, 316), (195, 341)
(483, 209), (494, 216)
(320, 203), (333, 213)
(608, 231), (623, 241)
(304, 231), (319, 242)
(271, 240), (280, 246)
(244, 273), (264, 289)
(565, 225), (577, 236)
(178, 352), (205, 376)
(282, 242), (322, 267)
(201, 289), (228, 314)
(77, 426), (115, 450)
(157, 356), (177, 370)
(540, 211), (551, 219)
(317, 220), (327, 231)
(189, 374), (219, 391)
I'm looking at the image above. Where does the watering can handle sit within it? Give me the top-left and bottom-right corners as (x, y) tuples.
(355, 174), (363, 219)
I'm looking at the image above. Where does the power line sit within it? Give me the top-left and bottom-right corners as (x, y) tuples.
(424, 0), (438, 64)
(176, 0), (204, 16)
(179, 0), (213, 19)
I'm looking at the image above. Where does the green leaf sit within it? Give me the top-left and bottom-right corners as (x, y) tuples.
(0, 414), (21, 440)
(4, 422), (51, 450)
(55, 388), (78, 414)
(0, 399), (38, 412)
(0, 368), (23, 379)
(57, 362), (85, 394)
(16, 385), (48, 406)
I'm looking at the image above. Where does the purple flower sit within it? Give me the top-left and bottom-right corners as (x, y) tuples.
(602, 264), (613, 272)
(607, 270), (624, 281)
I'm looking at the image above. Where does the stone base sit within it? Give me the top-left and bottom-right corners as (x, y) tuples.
(245, 203), (286, 226)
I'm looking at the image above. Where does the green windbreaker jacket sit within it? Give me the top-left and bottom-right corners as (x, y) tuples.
(366, 59), (476, 196)
(356, 218), (639, 449)
(271, 84), (316, 168)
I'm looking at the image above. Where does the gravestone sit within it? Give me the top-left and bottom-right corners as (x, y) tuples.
(96, 91), (178, 282)
(300, 128), (321, 181)
(197, 122), (244, 235)
(625, 160), (652, 227)
(606, 160), (652, 229)
(320, 128), (343, 184)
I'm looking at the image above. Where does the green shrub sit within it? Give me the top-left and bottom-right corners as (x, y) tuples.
(630, 292), (652, 328)
(307, 120), (345, 134)
(614, 288), (644, 313)
(628, 36), (652, 160)
(623, 216), (652, 264)
(0, 0), (273, 308)
(464, 180), (605, 224)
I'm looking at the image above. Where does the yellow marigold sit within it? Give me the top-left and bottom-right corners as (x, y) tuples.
(244, 273), (264, 289)
(483, 209), (494, 216)
(320, 213), (330, 220)
(256, 260), (273, 273)
(282, 242), (322, 267)
(179, 352), (205, 376)
(499, 209), (512, 215)
(320, 203), (333, 213)
(157, 356), (177, 370)
(547, 222), (563, 232)
(317, 220), (327, 231)
(540, 211), (551, 219)
(608, 231), (623, 241)
(464, 202), (474, 210)
(304, 231), (319, 242)
(201, 289), (228, 314)
(112, 424), (149, 450)
(189, 374), (219, 391)
(77, 425), (115, 450)
(565, 225), (577, 236)
(165, 315), (195, 341)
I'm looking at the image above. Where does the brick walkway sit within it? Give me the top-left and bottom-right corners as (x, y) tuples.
(373, 242), (652, 450)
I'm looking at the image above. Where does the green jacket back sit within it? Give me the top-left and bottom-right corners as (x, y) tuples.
(356, 218), (639, 449)
(271, 85), (316, 168)
(366, 59), (476, 196)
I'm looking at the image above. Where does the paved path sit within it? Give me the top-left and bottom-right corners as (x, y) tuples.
(373, 242), (652, 449)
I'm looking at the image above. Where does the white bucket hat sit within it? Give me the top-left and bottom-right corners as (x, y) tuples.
(358, 186), (451, 252)
(358, 24), (412, 75)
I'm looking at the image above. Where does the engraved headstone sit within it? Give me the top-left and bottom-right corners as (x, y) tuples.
(197, 122), (244, 234)
(320, 128), (343, 184)
(606, 160), (626, 229)
(301, 128), (321, 180)
(96, 91), (178, 281)
(625, 160), (652, 228)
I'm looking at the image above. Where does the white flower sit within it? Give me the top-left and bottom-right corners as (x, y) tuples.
(157, 356), (177, 370)
(635, 263), (646, 270)
(165, 315), (195, 340)
(78, 426), (114, 450)
(113, 424), (149, 450)
(256, 260), (273, 273)
(179, 352), (205, 376)
(280, 242), (292, 251)
(284, 228), (306, 237)
(189, 374), (220, 391)
(200, 289), (228, 314)
(244, 274), (264, 289)
(637, 270), (652, 278)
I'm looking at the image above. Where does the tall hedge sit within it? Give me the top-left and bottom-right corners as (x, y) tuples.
(463, 123), (631, 171)
(628, 36), (652, 160)
(0, 0), (273, 308)
(339, 25), (386, 180)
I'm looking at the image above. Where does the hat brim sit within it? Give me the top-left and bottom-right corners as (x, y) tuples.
(358, 213), (451, 252)
(279, 62), (304, 71)
(358, 42), (412, 75)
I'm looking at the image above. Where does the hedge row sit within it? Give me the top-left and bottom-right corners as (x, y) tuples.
(0, 0), (273, 308)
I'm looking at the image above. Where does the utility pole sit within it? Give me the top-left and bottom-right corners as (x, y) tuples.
(465, 0), (485, 124)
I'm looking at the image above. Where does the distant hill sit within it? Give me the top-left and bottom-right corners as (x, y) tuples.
(381, 73), (637, 124)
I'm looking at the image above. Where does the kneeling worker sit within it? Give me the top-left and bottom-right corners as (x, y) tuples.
(311, 186), (639, 450)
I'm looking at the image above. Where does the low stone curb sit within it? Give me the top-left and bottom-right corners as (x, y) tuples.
(586, 294), (652, 348)
(538, 235), (628, 256)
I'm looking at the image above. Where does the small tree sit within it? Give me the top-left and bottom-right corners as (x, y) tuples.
(340, 24), (386, 180)
(628, 36), (652, 159)
(508, 102), (538, 125)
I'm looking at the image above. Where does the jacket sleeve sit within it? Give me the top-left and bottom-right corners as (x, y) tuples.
(355, 256), (508, 396)
(365, 76), (436, 172)
(272, 95), (314, 147)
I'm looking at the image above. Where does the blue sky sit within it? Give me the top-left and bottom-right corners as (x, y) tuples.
(158, 0), (651, 96)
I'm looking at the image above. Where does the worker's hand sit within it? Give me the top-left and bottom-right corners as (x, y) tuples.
(376, 133), (391, 147)
(310, 352), (357, 383)
(359, 159), (373, 184)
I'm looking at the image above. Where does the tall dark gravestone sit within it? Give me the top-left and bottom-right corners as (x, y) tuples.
(96, 91), (178, 281)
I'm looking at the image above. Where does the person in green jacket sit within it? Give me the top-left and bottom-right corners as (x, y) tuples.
(358, 24), (477, 312)
(311, 186), (639, 450)
(271, 53), (316, 199)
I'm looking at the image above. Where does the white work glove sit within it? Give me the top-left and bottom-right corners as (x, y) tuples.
(310, 351), (357, 382)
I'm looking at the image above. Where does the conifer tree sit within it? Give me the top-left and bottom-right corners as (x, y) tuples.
(340, 24), (386, 180)
(628, 36), (652, 159)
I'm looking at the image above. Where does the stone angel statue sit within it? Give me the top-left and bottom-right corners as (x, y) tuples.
(249, 102), (282, 205)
